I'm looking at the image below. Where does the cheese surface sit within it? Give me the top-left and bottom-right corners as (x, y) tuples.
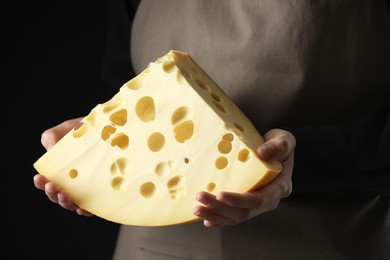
(33, 50), (282, 226)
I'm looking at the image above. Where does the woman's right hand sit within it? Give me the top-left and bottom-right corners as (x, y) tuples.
(33, 117), (93, 216)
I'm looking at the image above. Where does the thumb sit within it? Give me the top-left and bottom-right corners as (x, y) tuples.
(41, 132), (57, 150)
(41, 118), (83, 150)
(256, 129), (296, 161)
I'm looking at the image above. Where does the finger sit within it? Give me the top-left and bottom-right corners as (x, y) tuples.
(216, 175), (291, 210)
(216, 191), (265, 209)
(203, 220), (219, 228)
(195, 192), (249, 224)
(57, 191), (77, 211)
(33, 174), (48, 190)
(76, 208), (93, 216)
(41, 118), (83, 150)
(217, 190), (282, 217)
(44, 182), (61, 203)
(257, 129), (296, 161)
(193, 205), (234, 227)
(44, 183), (78, 211)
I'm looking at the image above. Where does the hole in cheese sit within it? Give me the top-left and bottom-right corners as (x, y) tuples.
(136, 96), (156, 122)
(73, 123), (88, 138)
(101, 125), (116, 141)
(110, 109), (127, 126)
(179, 69), (191, 80)
(174, 120), (194, 143)
(167, 175), (184, 199)
(125, 75), (144, 90)
(69, 169), (78, 179)
(155, 161), (175, 177)
(112, 176), (127, 191)
(238, 148), (250, 162)
(167, 175), (182, 188)
(211, 92), (222, 102)
(147, 132), (165, 152)
(207, 182), (216, 192)
(234, 122), (245, 133)
(212, 100), (226, 113)
(110, 158), (132, 176)
(233, 129), (242, 137)
(140, 182), (156, 199)
(111, 133), (129, 150)
(195, 78), (209, 91)
(163, 60), (175, 73)
(171, 106), (191, 125)
(222, 133), (234, 142)
(215, 156), (228, 170)
(218, 140), (232, 154)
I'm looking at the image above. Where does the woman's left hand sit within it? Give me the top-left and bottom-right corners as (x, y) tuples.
(193, 128), (296, 227)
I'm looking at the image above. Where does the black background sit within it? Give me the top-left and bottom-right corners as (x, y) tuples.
(5, 1), (122, 259)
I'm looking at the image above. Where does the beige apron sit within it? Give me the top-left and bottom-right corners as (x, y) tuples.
(113, 1), (390, 259)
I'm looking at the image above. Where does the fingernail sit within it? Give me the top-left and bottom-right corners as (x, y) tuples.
(41, 134), (54, 150)
(41, 134), (48, 147)
(193, 207), (200, 216)
(257, 144), (267, 158)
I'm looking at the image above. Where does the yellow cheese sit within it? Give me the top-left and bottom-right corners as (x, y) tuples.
(33, 50), (282, 226)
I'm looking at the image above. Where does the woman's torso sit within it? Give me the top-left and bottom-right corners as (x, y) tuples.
(113, 1), (390, 259)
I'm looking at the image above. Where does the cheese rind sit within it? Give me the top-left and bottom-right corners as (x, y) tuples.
(33, 50), (282, 226)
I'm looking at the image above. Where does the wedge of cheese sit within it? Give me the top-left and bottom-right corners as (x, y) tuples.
(33, 50), (282, 226)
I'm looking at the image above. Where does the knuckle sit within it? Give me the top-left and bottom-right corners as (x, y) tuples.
(226, 219), (239, 226)
(277, 137), (290, 153)
(47, 195), (58, 204)
(238, 209), (251, 221)
(268, 201), (280, 211)
(255, 196), (268, 207)
(281, 180), (293, 198)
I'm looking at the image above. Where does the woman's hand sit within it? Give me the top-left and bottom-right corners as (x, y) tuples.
(193, 128), (296, 227)
(33, 118), (93, 216)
